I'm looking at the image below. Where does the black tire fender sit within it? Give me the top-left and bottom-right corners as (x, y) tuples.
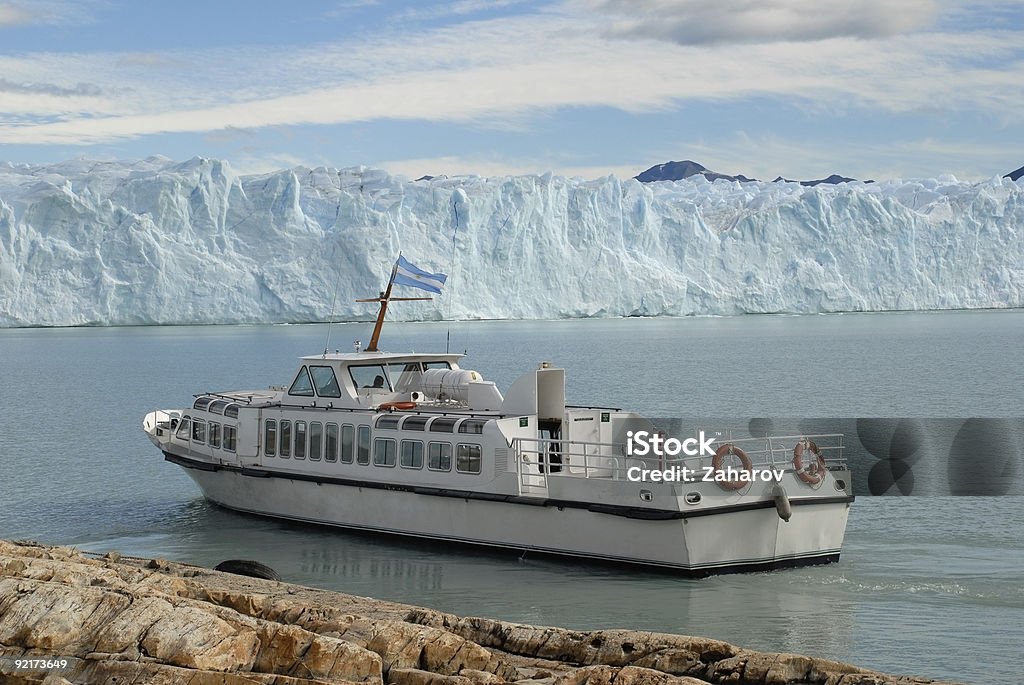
(213, 559), (282, 581)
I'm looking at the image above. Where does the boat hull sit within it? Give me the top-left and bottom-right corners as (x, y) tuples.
(169, 453), (851, 574)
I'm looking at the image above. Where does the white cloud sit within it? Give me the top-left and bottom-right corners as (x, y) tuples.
(0, 0), (98, 27)
(0, 3), (34, 26)
(392, 0), (538, 23)
(577, 0), (939, 45)
(0, 8), (1021, 148)
(371, 153), (640, 180)
(680, 131), (1018, 182)
(228, 152), (327, 177)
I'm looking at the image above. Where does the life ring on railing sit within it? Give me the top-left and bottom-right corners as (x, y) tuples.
(793, 440), (827, 485)
(712, 444), (753, 491)
(378, 401), (418, 412)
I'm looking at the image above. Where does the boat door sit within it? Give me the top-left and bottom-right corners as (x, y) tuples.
(537, 365), (565, 474)
(235, 407), (261, 466)
(564, 408), (601, 473)
(539, 420), (563, 473)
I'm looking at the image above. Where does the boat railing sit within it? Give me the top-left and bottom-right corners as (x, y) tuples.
(707, 433), (847, 470)
(511, 433), (845, 489)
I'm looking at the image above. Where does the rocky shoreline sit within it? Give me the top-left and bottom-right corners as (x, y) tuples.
(0, 540), (960, 685)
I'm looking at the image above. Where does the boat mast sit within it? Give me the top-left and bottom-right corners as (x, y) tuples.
(357, 257), (431, 352)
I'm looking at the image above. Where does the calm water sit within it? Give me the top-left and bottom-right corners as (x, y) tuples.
(1, 311), (1022, 684)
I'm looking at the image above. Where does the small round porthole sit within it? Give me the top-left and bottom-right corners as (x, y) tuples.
(639, 489), (653, 502)
(684, 492), (702, 505)
(834, 479), (847, 491)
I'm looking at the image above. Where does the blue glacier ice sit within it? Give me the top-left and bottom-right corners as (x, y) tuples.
(0, 156), (1021, 327)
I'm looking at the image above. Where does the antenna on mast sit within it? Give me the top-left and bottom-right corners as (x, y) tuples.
(322, 278), (341, 357)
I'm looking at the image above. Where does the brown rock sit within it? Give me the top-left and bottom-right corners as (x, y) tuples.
(460, 667), (508, 684)
(704, 655), (746, 683)
(91, 595), (176, 655)
(0, 541), (965, 685)
(61, 656), (358, 684)
(390, 666), (476, 685)
(0, 544), (383, 684)
(344, 617), (516, 681)
(631, 648), (705, 677)
(255, 621), (381, 682)
(406, 611), (735, 670)
(138, 602), (259, 671)
(553, 665), (709, 685)
(764, 653), (814, 685)
(0, 578), (132, 652)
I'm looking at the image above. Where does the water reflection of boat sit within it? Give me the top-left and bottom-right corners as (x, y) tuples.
(144, 255), (853, 574)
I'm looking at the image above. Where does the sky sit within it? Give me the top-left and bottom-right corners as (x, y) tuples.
(0, 0), (1022, 181)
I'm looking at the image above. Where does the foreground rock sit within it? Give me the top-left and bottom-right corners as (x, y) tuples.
(0, 540), (961, 685)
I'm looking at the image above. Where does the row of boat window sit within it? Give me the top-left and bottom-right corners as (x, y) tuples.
(262, 419), (481, 473)
(192, 397), (241, 417)
(176, 418), (237, 452)
(287, 360), (453, 398)
(374, 414), (486, 433)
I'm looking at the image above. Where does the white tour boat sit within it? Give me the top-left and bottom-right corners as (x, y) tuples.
(143, 256), (853, 574)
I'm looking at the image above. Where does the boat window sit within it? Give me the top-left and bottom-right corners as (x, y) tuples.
(456, 443), (482, 474)
(325, 423), (339, 462)
(176, 417), (192, 441)
(223, 425), (237, 453)
(288, 366), (315, 397)
(424, 361), (452, 370)
(387, 362), (421, 392)
(428, 442), (452, 471)
(224, 404), (239, 418)
(401, 440), (424, 469)
(357, 425), (371, 465)
(209, 422), (221, 449)
(310, 366), (342, 398)
(191, 419), (207, 444)
(309, 422), (323, 461)
(458, 419), (486, 435)
(264, 420), (277, 457)
(376, 415), (400, 430)
(349, 364), (392, 391)
(280, 420), (292, 458)
(294, 421), (307, 459)
(341, 424), (354, 463)
(374, 438), (397, 466)
(402, 415), (429, 431)
(193, 397), (213, 411)
(208, 400), (229, 415)
(429, 417), (457, 433)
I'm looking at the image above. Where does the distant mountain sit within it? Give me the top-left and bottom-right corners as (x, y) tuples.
(635, 160), (755, 183)
(1006, 165), (1024, 181)
(636, 160), (866, 185)
(774, 173), (862, 186)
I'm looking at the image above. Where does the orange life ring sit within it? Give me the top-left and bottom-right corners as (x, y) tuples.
(378, 401), (417, 412)
(793, 440), (827, 485)
(712, 444), (753, 490)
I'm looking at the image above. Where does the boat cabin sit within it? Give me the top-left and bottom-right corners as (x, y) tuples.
(281, 351), (505, 411)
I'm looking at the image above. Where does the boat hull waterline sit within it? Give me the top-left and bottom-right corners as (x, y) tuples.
(160, 441), (852, 574)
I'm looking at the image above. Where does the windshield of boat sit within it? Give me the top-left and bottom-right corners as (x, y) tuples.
(288, 366), (315, 397)
(349, 364), (392, 391)
(309, 365), (342, 397)
(386, 362), (422, 392)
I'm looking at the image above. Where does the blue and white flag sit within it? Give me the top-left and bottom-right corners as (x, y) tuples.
(393, 255), (447, 294)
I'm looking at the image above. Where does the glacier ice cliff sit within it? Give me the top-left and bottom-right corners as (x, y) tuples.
(0, 156), (1022, 327)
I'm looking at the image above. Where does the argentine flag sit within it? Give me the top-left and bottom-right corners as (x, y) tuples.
(393, 255), (447, 294)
